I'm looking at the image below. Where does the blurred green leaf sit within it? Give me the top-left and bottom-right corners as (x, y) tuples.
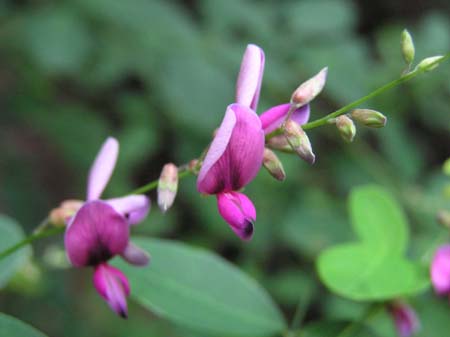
(0, 215), (31, 288)
(115, 238), (286, 336)
(298, 320), (378, 337)
(0, 313), (47, 337)
(317, 185), (430, 300)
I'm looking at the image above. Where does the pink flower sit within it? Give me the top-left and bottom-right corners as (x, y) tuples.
(197, 104), (264, 240)
(389, 301), (420, 337)
(430, 244), (450, 295)
(64, 137), (150, 317)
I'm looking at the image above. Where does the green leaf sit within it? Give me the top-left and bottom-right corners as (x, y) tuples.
(0, 313), (47, 337)
(349, 185), (408, 255)
(0, 215), (31, 288)
(317, 185), (430, 301)
(115, 238), (286, 337)
(299, 320), (378, 337)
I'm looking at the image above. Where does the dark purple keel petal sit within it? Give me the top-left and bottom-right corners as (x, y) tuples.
(197, 104), (265, 194)
(431, 244), (450, 295)
(235, 44), (265, 111)
(65, 200), (129, 267)
(217, 192), (256, 240)
(93, 263), (130, 318)
(260, 103), (310, 134)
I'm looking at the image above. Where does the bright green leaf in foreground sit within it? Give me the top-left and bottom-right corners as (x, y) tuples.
(299, 320), (378, 337)
(115, 238), (286, 337)
(0, 313), (47, 337)
(0, 215), (31, 288)
(317, 185), (430, 301)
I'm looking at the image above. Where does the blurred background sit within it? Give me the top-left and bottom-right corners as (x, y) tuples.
(0, 0), (449, 336)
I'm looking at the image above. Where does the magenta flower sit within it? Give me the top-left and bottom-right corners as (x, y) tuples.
(389, 301), (420, 337)
(64, 137), (150, 317)
(430, 244), (450, 295)
(197, 104), (265, 239)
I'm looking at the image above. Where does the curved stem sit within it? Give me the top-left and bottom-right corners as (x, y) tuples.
(0, 227), (65, 260)
(301, 52), (450, 131)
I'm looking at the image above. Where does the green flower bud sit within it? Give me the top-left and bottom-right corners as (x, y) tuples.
(417, 56), (444, 72)
(401, 29), (415, 65)
(351, 109), (387, 128)
(262, 148), (286, 181)
(335, 115), (356, 142)
(283, 120), (315, 164)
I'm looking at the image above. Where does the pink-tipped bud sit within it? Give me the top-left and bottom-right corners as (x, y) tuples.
(157, 163), (178, 213)
(290, 67), (328, 107)
(388, 301), (420, 337)
(49, 200), (84, 227)
(217, 192), (256, 240)
(283, 120), (315, 164)
(335, 115), (356, 142)
(93, 263), (130, 318)
(431, 244), (450, 295)
(263, 148), (286, 181)
(351, 109), (387, 128)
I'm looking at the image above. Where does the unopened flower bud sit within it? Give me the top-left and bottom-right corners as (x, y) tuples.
(157, 163), (178, 213)
(401, 29), (415, 65)
(335, 115), (356, 142)
(49, 199), (83, 226)
(283, 120), (315, 164)
(267, 135), (295, 153)
(351, 109), (387, 128)
(263, 148), (286, 181)
(189, 159), (201, 175)
(290, 67), (328, 107)
(417, 56), (444, 72)
(388, 301), (420, 337)
(437, 210), (450, 228)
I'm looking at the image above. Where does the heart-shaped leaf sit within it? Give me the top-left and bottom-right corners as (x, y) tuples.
(0, 215), (31, 288)
(115, 238), (286, 337)
(317, 185), (430, 301)
(0, 313), (47, 337)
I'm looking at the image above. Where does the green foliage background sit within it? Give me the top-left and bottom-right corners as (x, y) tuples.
(0, 0), (449, 336)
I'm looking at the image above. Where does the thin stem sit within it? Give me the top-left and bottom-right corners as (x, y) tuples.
(0, 227), (65, 260)
(301, 52), (450, 131)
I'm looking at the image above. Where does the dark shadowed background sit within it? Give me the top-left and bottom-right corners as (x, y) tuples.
(0, 0), (449, 336)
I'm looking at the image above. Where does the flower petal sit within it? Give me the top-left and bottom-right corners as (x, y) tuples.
(87, 137), (119, 201)
(121, 242), (150, 266)
(431, 244), (450, 295)
(106, 195), (150, 225)
(197, 104), (265, 194)
(65, 200), (129, 267)
(93, 263), (130, 318)
(259, 103), (310, 134)
(217, 192), (256, 240)
(235, 44), (265, 111)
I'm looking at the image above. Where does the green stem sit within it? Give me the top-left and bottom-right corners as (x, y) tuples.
(300, 52), (450, 131)
(0, 227), (65, 260)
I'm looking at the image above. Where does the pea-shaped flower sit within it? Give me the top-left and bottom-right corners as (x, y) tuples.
(64, 137), (150, 317)
(430, 244), (450, 295)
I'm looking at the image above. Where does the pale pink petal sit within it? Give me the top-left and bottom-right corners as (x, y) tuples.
(93, 263), (130, 318)
(87, 137), (119, 201)
(431, 245), (450, 295)
(106, 195), (150, 225)
(260, 103), (310, 134)
(197, 104), (265, 194)
(121, 242), (150, 266)
(64, 201), (129, 267)
(217, 192), (256, 240)
(235, 44), (265, 110)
